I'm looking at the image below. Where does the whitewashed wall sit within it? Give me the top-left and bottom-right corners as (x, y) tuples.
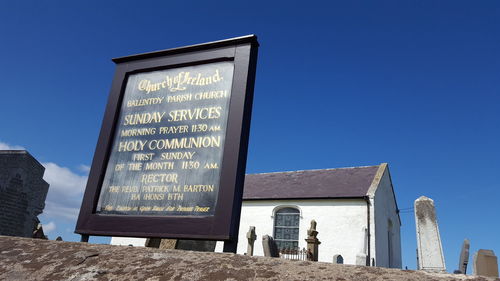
(110, 189), (401, 267)
(110, 237), (147, 247)
(215, 199), (368, 264)
(371, 168), (402, 268)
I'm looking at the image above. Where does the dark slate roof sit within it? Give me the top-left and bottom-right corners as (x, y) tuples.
(242, 165), (380, 200)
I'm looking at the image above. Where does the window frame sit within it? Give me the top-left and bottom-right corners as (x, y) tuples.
(272, 206), (301, 250)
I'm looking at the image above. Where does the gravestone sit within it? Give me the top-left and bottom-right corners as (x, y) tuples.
(473, 249), (499, 278)
(146, 238), (215, 252)
(414, 196), (446, 272)
(305, 220), (321, 262)
(0, 151), (49, 238)
(145, 238), (161, 248)
(246, 226), (256, 256)
(159, 239), (177, 249)
(333, 254), (344, 264)
(176, 240), (216, 252)
(454, 239), (470, 274)
(262, 235), (280, 257)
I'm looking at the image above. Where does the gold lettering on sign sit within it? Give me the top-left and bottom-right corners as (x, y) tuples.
(124, 112), (166, 125)
(127, 97), (164, 107)
(167, 93), (192, 103)
(128, 162), (142, 171)
(143, 193), (165, 200)
(183, 185), (214, 192)
(141, 173), (178, 184)
(160, 151), (195, 160)
(141, 186), (170, 192)
(168, 193), (184, 200)
(167, 107), (222, 122)
(158, 125), (189, 134)
(138, 69), (224, 94)
(118, 140), (147, 152)
(194, 90), (228, 100)
(100, 62), (234, 216)
(148, 136), (221, 150)
(195, 206), (210, 212)
(144, 161), (174, 170)
(121, 127), (156, 137)
(132, 153), (155, 161)
(176, 206), (194, 212)
(121, 186), (139, 192)
(118, 137), (220, 152)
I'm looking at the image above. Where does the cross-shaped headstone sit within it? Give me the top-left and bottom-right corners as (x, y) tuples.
(246, 226), (257, 256)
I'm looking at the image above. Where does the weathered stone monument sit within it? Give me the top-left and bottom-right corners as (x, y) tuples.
(157, 239), (177, 249)
(0, 150), (49, 237)
(333, 254), (344, 264)
(176, 240), (217, 252)
(145, 238), (215, 252)
(454, 239), (470, 274)
(145, 238), (162, 248)
(473, 249), (499, 278)
(414, 196), (446, 272)
(262, 235), (280, 257)
(305, 220), (321, 262)
(246, 226), (257, 256)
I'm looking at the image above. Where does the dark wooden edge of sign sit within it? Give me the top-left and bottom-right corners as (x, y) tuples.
(75, 36), (259, 241)
(112, 35), (259, 64)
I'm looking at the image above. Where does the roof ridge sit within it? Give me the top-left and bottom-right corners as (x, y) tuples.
(0, 150), (28, 154)
(247, 164), (381, 176)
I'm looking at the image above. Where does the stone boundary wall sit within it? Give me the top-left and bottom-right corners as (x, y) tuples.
(0, 236), (497, 281)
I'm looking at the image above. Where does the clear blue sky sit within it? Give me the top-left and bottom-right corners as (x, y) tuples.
(1, 0), (498, 272)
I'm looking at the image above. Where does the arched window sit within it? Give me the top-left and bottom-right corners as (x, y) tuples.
(273, 207), (300, 250)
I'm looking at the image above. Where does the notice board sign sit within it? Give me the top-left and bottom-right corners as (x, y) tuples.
(75, 35), (259, 242)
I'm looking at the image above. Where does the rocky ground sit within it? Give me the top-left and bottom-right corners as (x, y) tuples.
(0, 236), (498, 281)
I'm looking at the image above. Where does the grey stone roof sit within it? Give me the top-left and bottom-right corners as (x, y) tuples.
(242, 165), (381, 200)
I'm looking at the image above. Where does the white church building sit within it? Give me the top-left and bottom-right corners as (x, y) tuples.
(112, 163), (401, 268)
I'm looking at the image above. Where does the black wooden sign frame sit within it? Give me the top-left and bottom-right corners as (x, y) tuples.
(75, 35), (258, 252)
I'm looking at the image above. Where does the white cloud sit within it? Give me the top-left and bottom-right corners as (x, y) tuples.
(43, 201), (82, 221)
(44, 221), (56, 233)
(42, 162), (88, 221)
(0, 141), (25, 150)
(77, 164), (91, 174)
(43, 162), (87, 197)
